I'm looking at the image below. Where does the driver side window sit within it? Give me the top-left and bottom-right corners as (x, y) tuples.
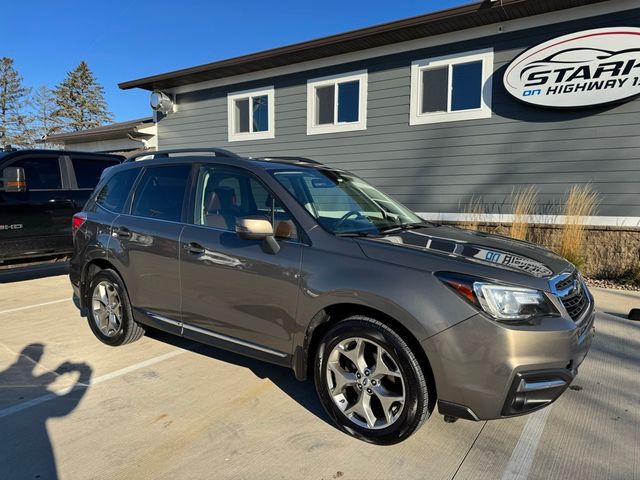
(193, 166), (298, 241)
(9, 157), (62, 190)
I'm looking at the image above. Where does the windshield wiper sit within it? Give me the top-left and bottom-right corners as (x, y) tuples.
(336, 231), (373, 237)
(378, 222), (426, 234)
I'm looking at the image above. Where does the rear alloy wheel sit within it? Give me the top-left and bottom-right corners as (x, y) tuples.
(86, 269), (145, 346)
(315, 316), (431, 444)
(91, 281), (123, 338)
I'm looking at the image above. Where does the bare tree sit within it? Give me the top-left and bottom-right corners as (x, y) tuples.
(31, 85), (62, 148)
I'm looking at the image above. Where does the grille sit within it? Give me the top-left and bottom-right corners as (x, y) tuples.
(554, 273), (576, 292)
(561, 286), (588, 321)
(552, 271), (590, 322)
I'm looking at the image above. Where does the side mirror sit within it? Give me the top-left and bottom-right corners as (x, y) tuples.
(236, 216), (280, 254)
(1, 167), (26, 192)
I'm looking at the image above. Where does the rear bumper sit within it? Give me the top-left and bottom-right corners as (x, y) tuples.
(424, 305), (595, 421)
(70, 279), (87, 317)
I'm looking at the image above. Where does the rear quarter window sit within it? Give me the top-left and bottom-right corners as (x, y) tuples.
(72, 157), (120, 189)
(95, 168), (140, 213)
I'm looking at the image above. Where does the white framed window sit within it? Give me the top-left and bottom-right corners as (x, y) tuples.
(227, 86), (275, 142)
(410, 48), (493, 125)
(306, 70), (368, 135)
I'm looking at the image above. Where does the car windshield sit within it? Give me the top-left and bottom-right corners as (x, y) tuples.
(271, 168), (425, 235)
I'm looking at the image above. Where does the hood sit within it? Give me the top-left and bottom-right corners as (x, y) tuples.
(358, 225), (572, 278)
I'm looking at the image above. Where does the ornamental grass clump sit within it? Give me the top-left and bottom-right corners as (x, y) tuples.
(559, 184), (600, 268)
(460, 195), (485, 231)
(509, 186), (538, 240)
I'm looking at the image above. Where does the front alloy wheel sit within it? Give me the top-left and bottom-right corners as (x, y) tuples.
(326, 337), (405, 429)
(315, 316), (431, 445)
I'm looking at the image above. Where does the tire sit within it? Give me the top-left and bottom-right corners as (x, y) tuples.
(86, 268), (145, 346)
(314, 316), (431, 445)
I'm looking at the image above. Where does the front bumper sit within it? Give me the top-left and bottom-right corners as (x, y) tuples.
(423, 302), (595, 421)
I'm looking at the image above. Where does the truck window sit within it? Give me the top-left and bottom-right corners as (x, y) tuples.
(95, 168), (140, 213)
(9, 157), (61, 190)
(72, 158), (119, 189)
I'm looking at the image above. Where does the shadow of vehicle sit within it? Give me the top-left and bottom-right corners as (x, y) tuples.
(0, 262), (69, 284)
(145, 329), (332, 428)
(0, 343), (92, 480)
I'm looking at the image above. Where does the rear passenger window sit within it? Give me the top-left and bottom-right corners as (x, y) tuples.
(10, 157), (61, 190)
(95, 168), (140, 213)
(131, 165), (191, 222)
(72, 158), (119, 188)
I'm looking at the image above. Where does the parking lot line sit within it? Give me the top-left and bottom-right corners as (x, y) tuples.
(500, 405), (554, 480)
(0, 298), (69, 315)
(0, 348), (186, 419)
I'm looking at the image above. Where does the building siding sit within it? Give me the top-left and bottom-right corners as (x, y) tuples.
(157, 8), (640, 219)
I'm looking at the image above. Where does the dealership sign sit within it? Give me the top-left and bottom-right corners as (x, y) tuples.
(504, 27), (640, 108)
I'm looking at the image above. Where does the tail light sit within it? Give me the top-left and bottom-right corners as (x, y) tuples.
(72, 212), (87, 237)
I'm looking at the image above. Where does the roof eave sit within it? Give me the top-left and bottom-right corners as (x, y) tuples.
(118, 0), (609, 92)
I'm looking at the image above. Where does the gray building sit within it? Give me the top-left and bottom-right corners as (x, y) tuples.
(44, 118), (157, 155)
(119, 0), (640, 227)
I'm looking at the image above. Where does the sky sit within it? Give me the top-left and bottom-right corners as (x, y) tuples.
(3, 0), (470, 122)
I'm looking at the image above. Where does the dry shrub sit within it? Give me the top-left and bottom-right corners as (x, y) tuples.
(460, 195), (485, 230)
(509, 186), (538, 240)
(559, 185), (600, 268)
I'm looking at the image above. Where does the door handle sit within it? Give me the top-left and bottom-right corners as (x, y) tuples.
(114, 226), (131, 238)
(183, 242), (205, 255)
(49, 198), (70, 203)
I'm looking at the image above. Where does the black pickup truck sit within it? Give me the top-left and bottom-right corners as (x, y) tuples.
(0, 149), (123, 266)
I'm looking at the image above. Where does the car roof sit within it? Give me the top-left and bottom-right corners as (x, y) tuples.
(120, 149), (332, 172)
(116, 155), (330, 171)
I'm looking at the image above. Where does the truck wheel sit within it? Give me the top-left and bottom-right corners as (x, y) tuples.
(86, 269), (145, 346)
(314, 316), (431, 445)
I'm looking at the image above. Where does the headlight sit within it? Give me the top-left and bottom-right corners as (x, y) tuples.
(436, 272), (558, 322)
(473, 283), (552, 321)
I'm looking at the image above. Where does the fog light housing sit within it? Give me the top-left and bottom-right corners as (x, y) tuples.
(503, 370), (573, 416)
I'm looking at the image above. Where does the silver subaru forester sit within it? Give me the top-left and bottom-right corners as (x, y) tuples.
(70, 149), (595, 444)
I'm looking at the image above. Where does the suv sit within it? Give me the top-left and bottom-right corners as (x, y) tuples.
(0, 149), (123, 265)
(70, 148), (594, 444)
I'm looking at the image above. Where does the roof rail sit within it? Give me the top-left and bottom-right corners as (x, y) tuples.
(124, 148), (240, 163)
(256, 156), (323, 165)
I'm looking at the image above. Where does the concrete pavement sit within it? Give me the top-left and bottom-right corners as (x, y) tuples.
(0, 269), (638, 480)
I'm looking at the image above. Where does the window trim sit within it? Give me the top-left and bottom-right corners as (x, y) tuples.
(409, 48), (493, 125)
(306, 70), (368, 135)
(227, 86), (275, 142)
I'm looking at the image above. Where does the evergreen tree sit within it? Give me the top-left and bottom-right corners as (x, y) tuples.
(53, 61), (112, 131)
(31, 85), (62, 147)
(0, 57), (32, 148)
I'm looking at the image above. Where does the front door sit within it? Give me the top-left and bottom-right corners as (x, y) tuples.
(179, 165), (303, 358)
(0, 155), (73, 261)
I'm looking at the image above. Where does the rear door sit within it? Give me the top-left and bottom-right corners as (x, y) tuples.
(0, 154), (73, 261)
(108, 164), (192, 332)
